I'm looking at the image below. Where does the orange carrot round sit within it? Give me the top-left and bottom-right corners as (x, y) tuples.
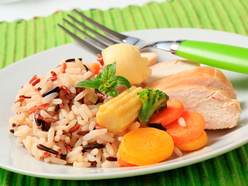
(91, 63), (100, 74)
(118, 127), (174, 166)
(175, 131), (208, 151)
(149, 100), (184, 126)
(166, 111), (205, 144)
(117, 156), (136, 167)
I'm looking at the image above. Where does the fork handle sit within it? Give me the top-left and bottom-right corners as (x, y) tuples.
(174, 40), (248, 74)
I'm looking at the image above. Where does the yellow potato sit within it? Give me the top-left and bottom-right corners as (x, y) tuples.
(102, 43), (152, 85)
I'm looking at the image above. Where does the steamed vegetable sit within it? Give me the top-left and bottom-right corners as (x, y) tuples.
(102, 43), (152, 85)
(175, 131), (208, 151)
(149, 100), (184, 127)
(118, 127), (174, 166)
(166, 111), (206, 144)
(76, 62), (131, 97)
(96, 86), (142, 133)
(138, 88), (169, 126)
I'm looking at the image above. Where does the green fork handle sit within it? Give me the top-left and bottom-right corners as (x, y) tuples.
(175, 40), (248, 74)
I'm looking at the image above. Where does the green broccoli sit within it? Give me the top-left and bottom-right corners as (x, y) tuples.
(138, 88), (169, 126)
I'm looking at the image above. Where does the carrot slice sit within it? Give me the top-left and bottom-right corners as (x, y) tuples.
(175, 131), (208, 151)
(149, 100), (184, 126)
(118, 127), (174, 166)
(117, 156), (136, 167)
(166, 111), (205, 144)
(91, 63), (100, 75)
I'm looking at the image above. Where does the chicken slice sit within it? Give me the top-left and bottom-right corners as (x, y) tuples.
(142, 59), (200, 86)
(161, 84), (241, 130)
(146, 66), (237, 99)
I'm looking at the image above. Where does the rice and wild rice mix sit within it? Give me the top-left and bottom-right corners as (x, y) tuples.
(9, 58), (121, 168)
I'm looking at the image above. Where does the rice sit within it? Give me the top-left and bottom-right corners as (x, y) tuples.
(9, 58), (122, 168)
(178, 117), (186, 127)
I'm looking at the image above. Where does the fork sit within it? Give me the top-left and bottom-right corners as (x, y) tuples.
(58, 9), (248, 74)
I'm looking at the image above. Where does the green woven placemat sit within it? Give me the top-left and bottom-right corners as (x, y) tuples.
(1, 0), (248, 185)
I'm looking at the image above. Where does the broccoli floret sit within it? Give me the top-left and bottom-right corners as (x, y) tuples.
(138, 88), (169, 126)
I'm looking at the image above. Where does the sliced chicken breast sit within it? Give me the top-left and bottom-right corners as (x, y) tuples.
(142, 59), (200, 86)
(140, 52), (158, 67)
(162, 84), (241, 130)
(146, 66), (237, 99)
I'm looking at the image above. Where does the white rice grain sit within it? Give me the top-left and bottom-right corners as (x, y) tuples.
(101, 161), (119, 168)
(14, 125), (31, 137)
(40, 110), (52, 118)
(91, 148), (99, 156)
(85, 152), (96, 162)
(37, 131), (48, 138)
(174, 146), (183, 157)
(42, 92), (58, 103)
(68, 111), (75, 120)
(70, 86), (76, 94)
(66, 67), (81, 75)
(11, 102), (21, 112)
(74, 89), (88, 101)
(79, 107), (89, 121)
(49, 157), (67, 165)
(65, 119), (77, 132)
(71, 105), (79, 115)
(64, 73), (74, 86)
(83, 129), (108, 141)
(99, 134), (115, 143)
(178, 117), (186, 127)
(75, 58), (86, 70)
(40, 81), (53, 95)
(106, 143), (115, 156)
(18, 84), (32, 95)
(74, 136), (84, 147)
(46, 127), (55, 148)
(51, 99), (62, 105)
(82, 71), (92, 80)
(88, 121), (96, 131)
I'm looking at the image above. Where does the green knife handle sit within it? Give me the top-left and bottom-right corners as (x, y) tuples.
(176, 40), (248, 74)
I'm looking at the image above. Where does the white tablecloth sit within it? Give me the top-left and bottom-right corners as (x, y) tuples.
(0, 0), (165, 22)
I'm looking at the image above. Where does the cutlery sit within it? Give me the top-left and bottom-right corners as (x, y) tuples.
(58, 9), (248, 74)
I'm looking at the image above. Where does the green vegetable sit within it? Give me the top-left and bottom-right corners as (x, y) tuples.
(138, 88), (169, 126)
(76, 62), (131, 97)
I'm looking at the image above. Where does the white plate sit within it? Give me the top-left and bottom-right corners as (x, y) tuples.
(0, 28), (248, 180)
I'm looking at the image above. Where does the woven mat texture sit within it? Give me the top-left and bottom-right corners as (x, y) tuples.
(0, 0), (248, 185)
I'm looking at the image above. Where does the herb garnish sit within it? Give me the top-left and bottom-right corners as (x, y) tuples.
(76, 62), (131, 97)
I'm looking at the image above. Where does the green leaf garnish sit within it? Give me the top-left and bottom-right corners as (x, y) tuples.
(76, 62), (131, 97)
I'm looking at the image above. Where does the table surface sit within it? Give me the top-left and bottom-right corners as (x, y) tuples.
(0, 0), (165, 22)
(0, 0), (248, 185)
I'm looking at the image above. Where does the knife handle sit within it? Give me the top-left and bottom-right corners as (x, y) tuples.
(176, 40), (248, 74)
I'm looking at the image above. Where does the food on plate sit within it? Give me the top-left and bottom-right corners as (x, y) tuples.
(76, 62), (131, 97)
(142, 59), (200, 86)
(175, 131), (208, 151)
(102, 43), (152, 85)
(137, 88), (169, 126)
(140, 52), (158, 66)
(9, 43), (241, 168)
(96, 86), (142, 133)
(118, 127), (174, 166)
(162, 84), (241, 129)
(165, 111), (206, 144)
(146, 66), (237, 99)
(149, 100), (184, 127)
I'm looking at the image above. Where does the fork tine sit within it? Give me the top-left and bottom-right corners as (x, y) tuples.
(63, 18), (108, 50)
(57, 23), (102, 54)
(67, 14), (118, 45)
(73, 9), (127, 41)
